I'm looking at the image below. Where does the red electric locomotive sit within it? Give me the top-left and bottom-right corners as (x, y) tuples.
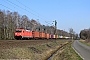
(14, 28), (33, 39)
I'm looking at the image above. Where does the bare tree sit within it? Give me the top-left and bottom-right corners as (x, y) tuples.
(21, 15), (29, 29)
(0, 10), (4, 39)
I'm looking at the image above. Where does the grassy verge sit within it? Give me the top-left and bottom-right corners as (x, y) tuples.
(79, 40), (90, 46)
(0, 40), (69, 60)
(50, 42), (83, 60)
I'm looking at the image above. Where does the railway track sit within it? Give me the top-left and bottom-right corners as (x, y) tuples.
(0, 39), (60, 49)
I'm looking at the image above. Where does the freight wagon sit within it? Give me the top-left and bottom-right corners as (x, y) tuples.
(32, 31), (39, 39)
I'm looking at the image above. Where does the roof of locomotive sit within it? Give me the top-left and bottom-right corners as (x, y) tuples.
(16, 28), (31, 32)
(16, 28), (24, 29)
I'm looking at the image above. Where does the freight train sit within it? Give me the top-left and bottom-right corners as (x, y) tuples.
(14, 28), (70, 40)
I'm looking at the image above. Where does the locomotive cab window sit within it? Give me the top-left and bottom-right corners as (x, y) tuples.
(16, 30), (22, 32)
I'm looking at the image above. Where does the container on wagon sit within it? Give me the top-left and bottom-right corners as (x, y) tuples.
(42, 32), (45, 38)
(39, 32), (45, 39)
(53, 35), (55, 38)
(62, 36), (65, 39)
(45, 33), (50, 39)
(56, 35), (58, 39)
(32, 31), (40, 38)
(51, 34), (54, 39)
(49, 34), (51, 39)
(47, 33), (50, 39)
(55, 34), (58, 39)
(58, 35), (60, 38)
(60, 36), (63, 38)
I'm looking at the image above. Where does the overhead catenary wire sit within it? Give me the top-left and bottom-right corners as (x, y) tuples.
(6, 0), (49, 22)
(15, 0), (53, 25)
(3, 0), (16, 11)
(0, 5), (37, 20)
(16, 0), (38, 14)
(6, 0), (37, 16)
(0, 4), (14, 11)
(2, 0), (37, 19)
(15, 0), (52, 22)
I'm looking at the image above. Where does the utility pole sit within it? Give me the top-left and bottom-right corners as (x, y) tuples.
(53, 20), (57, 35)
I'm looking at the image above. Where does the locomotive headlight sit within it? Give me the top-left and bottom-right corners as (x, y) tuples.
(20, 33), (21, 35)
(15, 33), (17, 35)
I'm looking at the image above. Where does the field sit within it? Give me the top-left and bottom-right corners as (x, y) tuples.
(0, 40), (82, 60)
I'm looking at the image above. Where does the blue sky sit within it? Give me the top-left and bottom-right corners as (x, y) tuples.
(0, 0), (90, 34)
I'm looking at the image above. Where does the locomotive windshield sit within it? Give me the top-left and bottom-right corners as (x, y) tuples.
(16, 30), (22, 32)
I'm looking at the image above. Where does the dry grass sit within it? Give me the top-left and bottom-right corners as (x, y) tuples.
(80, 40), (90, 46)
(50, 42), (83, 60)
(0, 40), (69, 60)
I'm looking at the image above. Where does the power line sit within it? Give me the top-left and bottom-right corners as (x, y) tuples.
(0, 4), (37, 20)
(3, 0), (16, 11)
(6, 0), (37, 16)
(3, 0), (41, 20)
(0, 4), (14, 11)
(15, 0), (52, 21)
(16, 0), (53, 25)
(6, 0), (48, 22)
(16, 0), (37, 14)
